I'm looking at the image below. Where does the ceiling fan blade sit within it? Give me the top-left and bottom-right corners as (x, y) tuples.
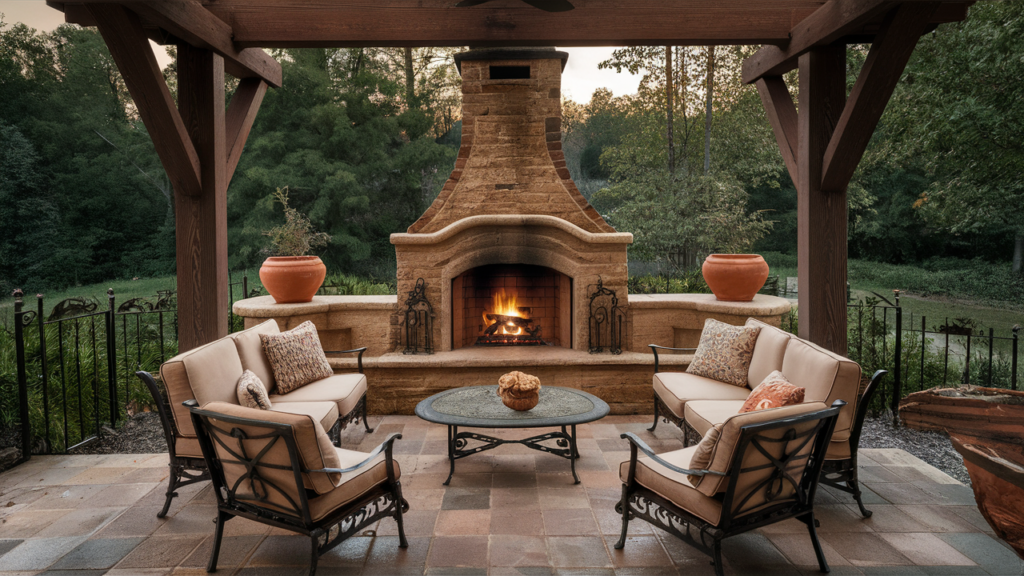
(455, 0), (496, 6)
(520, 0), (575, 11)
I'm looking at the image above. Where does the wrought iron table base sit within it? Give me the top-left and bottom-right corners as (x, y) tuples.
(445, 424), (580, 485)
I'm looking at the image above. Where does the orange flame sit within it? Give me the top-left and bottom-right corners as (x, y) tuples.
(483, 289), (529, 336)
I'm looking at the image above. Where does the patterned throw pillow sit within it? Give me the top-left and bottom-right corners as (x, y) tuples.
(740, 371), (805, 413)
(236, 370), (272, 410)
(687, 423), (722, 486)
(685, 319), (761, 387)
(260, 321), (334, 395)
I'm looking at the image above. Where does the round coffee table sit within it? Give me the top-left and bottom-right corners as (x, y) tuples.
(415, 385), (610, 485)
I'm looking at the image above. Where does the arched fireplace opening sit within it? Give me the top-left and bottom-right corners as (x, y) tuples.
(452, 264), (572, 350)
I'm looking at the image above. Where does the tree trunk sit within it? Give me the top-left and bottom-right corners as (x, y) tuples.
(666, 46), (675, 174)
(1014, 229), (1023, 274)
(404, 47), (415, 106)
(704, 46), (715, 174)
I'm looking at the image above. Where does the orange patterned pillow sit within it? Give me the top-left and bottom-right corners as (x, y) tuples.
(685, 319), (761, 387)
(740, 371), (805, 413)
(260, 321), (334, 394)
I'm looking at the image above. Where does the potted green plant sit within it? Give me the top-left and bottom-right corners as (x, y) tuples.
(259, 187), (331, 303)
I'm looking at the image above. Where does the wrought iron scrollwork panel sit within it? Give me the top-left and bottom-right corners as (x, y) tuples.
(588, 278), (625, 354)
(402, 278), (434, 355)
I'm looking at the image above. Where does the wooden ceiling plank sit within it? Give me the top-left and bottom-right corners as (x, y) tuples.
(225, 78), (268, 183)
(820, 2), (940, 192)
(742, 0), (899, 83)
(88, 3), (202, 197)
(756, 76), (800, 185)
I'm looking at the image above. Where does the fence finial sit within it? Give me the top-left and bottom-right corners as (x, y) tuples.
(12, 288), (23, 300)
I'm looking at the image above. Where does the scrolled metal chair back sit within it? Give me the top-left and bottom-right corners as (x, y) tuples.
(720, 401), (843, 530)
(189, 404), (313, 527)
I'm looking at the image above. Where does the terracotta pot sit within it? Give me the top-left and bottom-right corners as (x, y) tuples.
(259, 256), (326, 304)
(701, 254), (770, 302)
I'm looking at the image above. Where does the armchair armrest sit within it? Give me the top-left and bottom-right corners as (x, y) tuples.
(619, 432), (725, 482)
(648, 344), (697, 373)
(324, 346), (367, 374)
(308, 433), (403, 483)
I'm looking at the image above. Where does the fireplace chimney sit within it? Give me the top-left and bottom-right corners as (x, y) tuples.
(407, 47), (614, 234)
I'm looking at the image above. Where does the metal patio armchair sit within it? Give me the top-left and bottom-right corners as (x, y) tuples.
(616, 400), (845, 576)
(186, 400), (409, 576)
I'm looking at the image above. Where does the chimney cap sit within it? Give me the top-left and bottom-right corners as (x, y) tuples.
(454, 47), (569, 75)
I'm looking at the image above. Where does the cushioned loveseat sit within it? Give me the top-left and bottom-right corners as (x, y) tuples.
(649, 317), (886, 517)
(137, 319), (372, 517)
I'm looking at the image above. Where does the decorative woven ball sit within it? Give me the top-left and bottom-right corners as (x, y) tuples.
(497, 371), (542, 411)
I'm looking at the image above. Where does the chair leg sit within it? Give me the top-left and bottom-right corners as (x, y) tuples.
(394, 482), (409, 549)
(362, 396), (374, 433)
(614, 484), (631, 549)
(850, 477), (872, 518)
(158, 465), (180, 519)
(648, 398), (659, 432)
(308, 535), (320, 576)
(712, 539), (725, 576)
(801, 511), (830, 574)
(206, 510), (229, 573)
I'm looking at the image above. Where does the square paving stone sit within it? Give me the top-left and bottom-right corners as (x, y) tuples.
(0, 539), (23, 557)
(538, 488), (591, 510)
(547, 536), (612, 568)
(246, 535), (311, 566)
(32, 506), (123, 538)
(605, 536), (673, 568)
(363, 535), (430, 576)
(491, 488), (541, 510)
(489, 535), (550, 566)
(153, 504), (218, 535)
(427, 535), (489, 568)
(879, 533), (975, 566)
(819, 532), (913, 566)
(764, 532), (849, 567)
(49, 537), (144, 569)
(543, 509), (600, 536)
(377, 509), (437, 537)
(490, 509), (545, 535)
(935, 532), (1024, 574)
(0, 509), (73, 538)
(25, 484), (109, 510)
(181, 534), (263, 569)
(115, 534), (204, 569)
(436, 509), (492, 535)
(442, 487), (491, 510)
(0, 536), (86, 571)
(93, 506), (166, 537)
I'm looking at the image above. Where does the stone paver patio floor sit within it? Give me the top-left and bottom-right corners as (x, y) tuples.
(0, 415), (1020, 576)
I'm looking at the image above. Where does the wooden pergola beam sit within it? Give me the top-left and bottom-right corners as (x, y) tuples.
(225, 79), (268, 183)
(756, 76), (800, 185)
(820, 2), (940, 191)
(742, 0), (955, 83)
(88, 3), (202, 197)
(55, 0), (282, 87)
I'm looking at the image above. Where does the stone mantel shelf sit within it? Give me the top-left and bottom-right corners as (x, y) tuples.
(326, 345), (690, 371)
(233, 295), (397, 317)
(629, 293), (791, 316)
(390, 214), (634, 245)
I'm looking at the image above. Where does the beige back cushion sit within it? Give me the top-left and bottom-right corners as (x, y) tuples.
(745, 318), (792, 388)
(159, 337), (243, 438)
(201, 401), (342, 496)
(780, 339), (861, 441)
(184, 338), (244, 408)
(230, 320), (281, 393)
(696, 402), (827, 497)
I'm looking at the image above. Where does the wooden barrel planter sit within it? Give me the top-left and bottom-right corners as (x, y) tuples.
(899, 387), (1024, 559)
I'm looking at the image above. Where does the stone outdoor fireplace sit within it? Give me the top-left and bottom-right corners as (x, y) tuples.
(235, 47), (791, 415)
(453, 264), (572, 349)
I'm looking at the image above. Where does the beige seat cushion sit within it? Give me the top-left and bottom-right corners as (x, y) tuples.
(270, 401), (339, 433)
(173, 435), (203, 459)
(618, 446), (723, 525)
(309, 447), (402, 522)
(684, 400), (745, 437)
(744, 318), (792, 388)
(270, 373), (368, 418)
(694, 402), (828, 496)
(781, 338), (861, 442)
(654, 373), (751, 418)
(826, 439), (852, 461)
(160, 337), (244, 438)
(200, 401), (342, 496)
(230, 319), (281, 393)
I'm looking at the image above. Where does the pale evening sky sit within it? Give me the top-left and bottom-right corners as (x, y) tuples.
(0, 0), (642, 104)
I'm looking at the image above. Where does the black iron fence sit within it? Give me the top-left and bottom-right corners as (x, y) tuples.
(780, 291), (1021, 415)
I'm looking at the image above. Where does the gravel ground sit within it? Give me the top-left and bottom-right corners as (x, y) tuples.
(860, 414), (971, 485)
(71, 412), (168, 455)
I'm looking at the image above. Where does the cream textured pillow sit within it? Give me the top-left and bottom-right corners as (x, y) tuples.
(685, 319), (761, 387)
(688, 423), (722, 487)
(260, 321), (334, 395)
(236, 370), (272, 410)
(740, 370), (805, 413)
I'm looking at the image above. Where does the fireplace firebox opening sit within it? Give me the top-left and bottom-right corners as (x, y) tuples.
(452, 264), (572, 349)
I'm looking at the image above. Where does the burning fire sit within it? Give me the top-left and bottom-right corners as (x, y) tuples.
(483, 289), (529, 336)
